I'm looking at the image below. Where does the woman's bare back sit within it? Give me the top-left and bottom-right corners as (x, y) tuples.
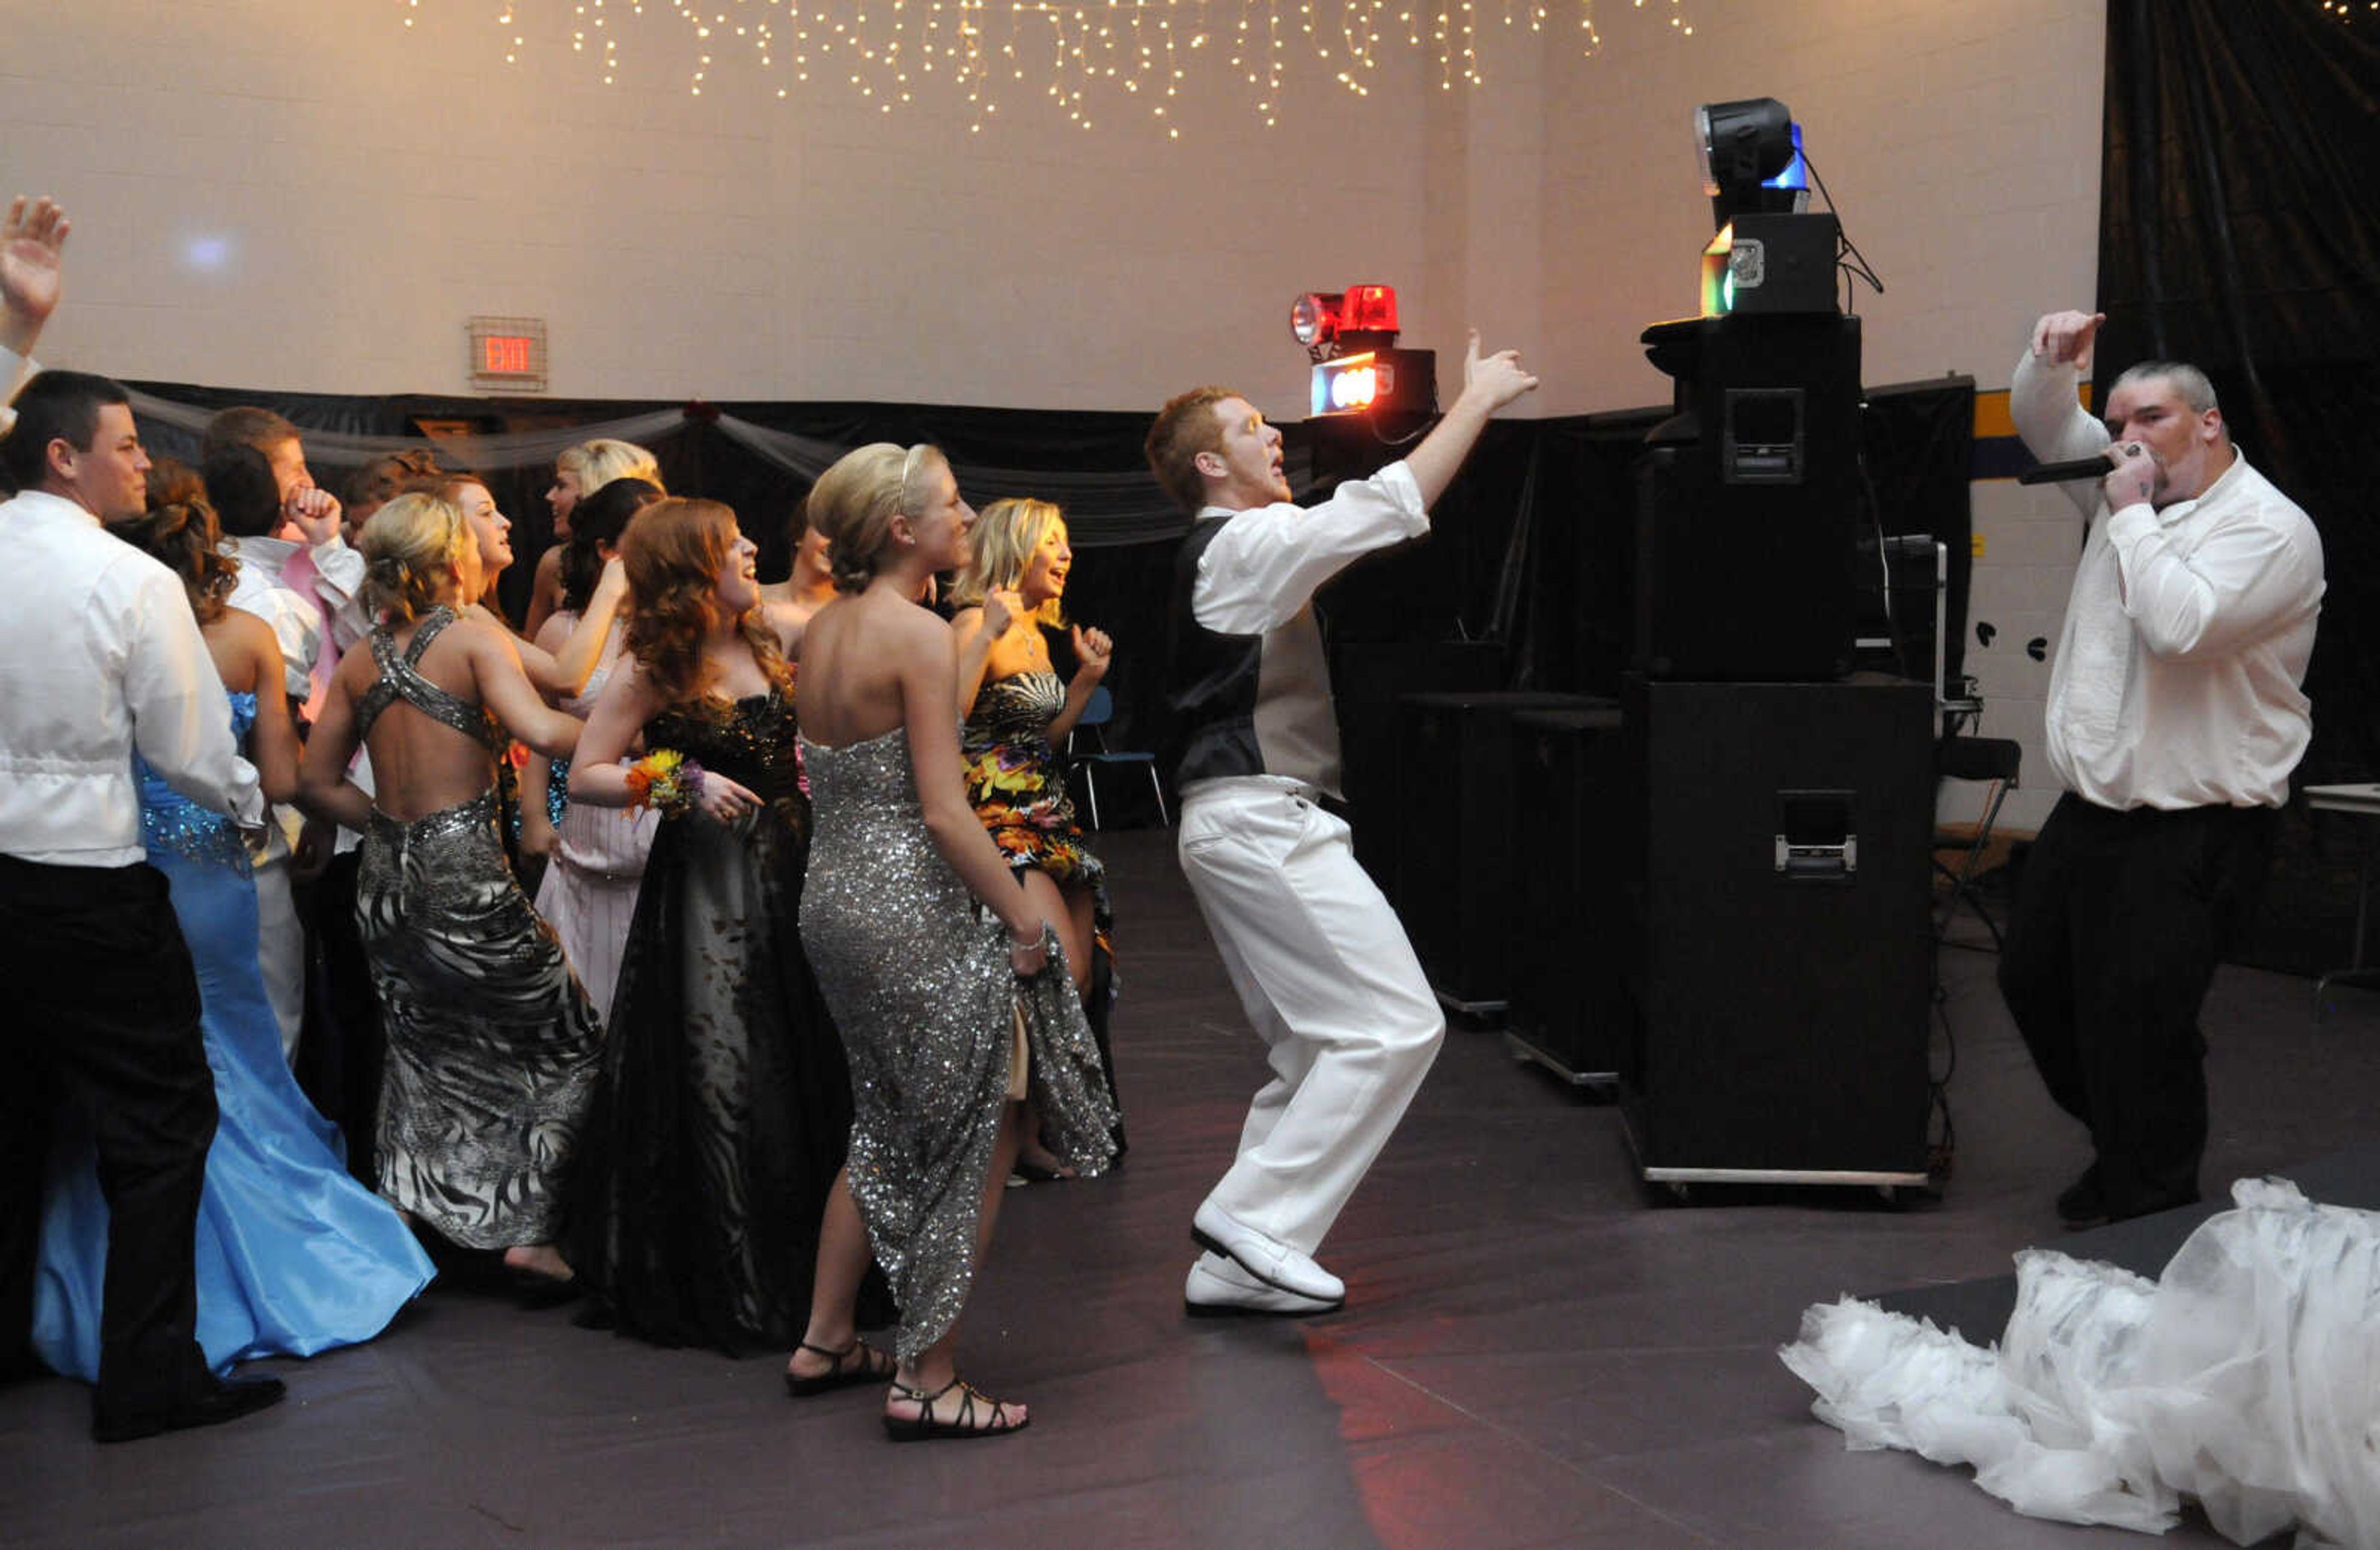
(350, 615), (502, 822)
(798, 592), (941, 749)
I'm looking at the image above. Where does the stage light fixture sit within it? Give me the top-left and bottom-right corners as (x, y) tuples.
(1293, 281), (1432, 433)
(1342, 284), (1399, 336)
(1290, 292), (1342, 354)
(1696, 97), (1805, 230)
(1291, 284), (1402, 364)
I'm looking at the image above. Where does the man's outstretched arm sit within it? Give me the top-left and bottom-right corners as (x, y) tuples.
(1402, 330), (1539, 508)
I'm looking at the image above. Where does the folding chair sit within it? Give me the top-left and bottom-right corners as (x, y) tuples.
(1065, 685), (1168, 829)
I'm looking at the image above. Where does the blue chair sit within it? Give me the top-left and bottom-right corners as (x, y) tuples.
(1067, 685), (1168, 830)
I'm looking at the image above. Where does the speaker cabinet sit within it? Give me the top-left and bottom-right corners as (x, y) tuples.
(1618, 676), (1933, 1182)
(1394, 690), (1608, 1011)
(1634, 312), (1863, 682)
(1505, 705), (1628, 1083)
(1332, 640), (1505, 890)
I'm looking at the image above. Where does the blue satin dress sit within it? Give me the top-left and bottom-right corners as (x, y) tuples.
(31, 691), (435, 1380)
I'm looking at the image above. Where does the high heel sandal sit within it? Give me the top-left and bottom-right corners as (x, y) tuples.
(783, 1338), (896, 1398)
(881, 1376), (1029, 1442)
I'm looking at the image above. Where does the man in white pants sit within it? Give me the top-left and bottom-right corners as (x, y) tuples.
(1145, 333), (1536, 1315)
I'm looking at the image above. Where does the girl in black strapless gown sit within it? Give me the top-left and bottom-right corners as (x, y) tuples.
(566, 499), (876, 1354)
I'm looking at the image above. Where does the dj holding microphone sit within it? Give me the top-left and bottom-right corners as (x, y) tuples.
(1996, 306), (2325, 1230)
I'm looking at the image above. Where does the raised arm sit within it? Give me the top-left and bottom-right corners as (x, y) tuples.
(2011, 310), (2115, 521)
(1195, 332), (1538, 636)
(1, 194), (68, 362)
(1400, 330), (1539, 509)
(1044, 623), (1112, 744)
(540, 557), (630, 695)
(566, 656), (666, 809)
(467, 619), (584, 759)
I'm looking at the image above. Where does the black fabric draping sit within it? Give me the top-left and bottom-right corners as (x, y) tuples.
(2097, 0), (2380, 782)
(2096, 2), (2380, 973)
(113, 376), (1971, 809)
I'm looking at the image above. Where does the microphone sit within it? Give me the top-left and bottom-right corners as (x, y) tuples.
(2017, 454), (2117, 486)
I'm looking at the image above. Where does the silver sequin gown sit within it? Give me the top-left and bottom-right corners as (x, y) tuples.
(798, 724), (1116, 1362)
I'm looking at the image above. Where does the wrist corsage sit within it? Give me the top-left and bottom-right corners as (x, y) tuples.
(624, 749), (706, 817)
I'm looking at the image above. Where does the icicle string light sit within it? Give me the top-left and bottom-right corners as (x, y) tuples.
(407, 0), (1691, 133)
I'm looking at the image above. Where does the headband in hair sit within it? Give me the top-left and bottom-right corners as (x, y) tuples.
(896, 443), (930, 519)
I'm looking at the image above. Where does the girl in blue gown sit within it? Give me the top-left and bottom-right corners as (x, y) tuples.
(31, 483), (433, 1380)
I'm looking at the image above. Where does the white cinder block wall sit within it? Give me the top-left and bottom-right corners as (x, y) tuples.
(4, 0), (2103, 827)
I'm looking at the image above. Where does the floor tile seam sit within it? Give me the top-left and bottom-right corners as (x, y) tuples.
(1347, 1350), (1733, 1546)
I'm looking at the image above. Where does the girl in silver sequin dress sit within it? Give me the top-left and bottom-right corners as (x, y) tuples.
(299, 493), (599, 1295)
(794, 443), (1117, 1442)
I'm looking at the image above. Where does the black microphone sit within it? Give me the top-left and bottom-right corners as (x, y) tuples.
(2017, 454), (2117, 485)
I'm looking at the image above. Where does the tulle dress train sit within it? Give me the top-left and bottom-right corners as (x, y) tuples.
(1781, 1178), (2380, 1548)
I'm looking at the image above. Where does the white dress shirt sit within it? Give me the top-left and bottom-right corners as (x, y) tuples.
(225, 532), (368, 706)
(1188, 460), (1430, 799)
(2011, 351), (2324, 810)
(0, 490), (263, 866)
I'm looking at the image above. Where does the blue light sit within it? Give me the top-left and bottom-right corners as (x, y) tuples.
(1765, 125), (1808, 194)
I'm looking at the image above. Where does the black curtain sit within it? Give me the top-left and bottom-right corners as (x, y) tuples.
(2097, 1), (2380, 971)
(120, 374), (1973, 813)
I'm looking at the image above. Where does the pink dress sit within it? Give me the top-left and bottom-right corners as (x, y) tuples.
(533, 614), (660, 1028)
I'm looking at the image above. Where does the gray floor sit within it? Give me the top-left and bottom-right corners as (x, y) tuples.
(4, 829), (2373, 1549)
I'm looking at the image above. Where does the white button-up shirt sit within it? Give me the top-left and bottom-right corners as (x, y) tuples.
(0, 489), (263, 866)
(225, 532), (368, 708)
(1184, 460), (1430, 801)
(2011, 351), (2324, 810)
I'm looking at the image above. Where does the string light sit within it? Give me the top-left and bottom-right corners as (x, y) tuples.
(406, 0), (1693, 133)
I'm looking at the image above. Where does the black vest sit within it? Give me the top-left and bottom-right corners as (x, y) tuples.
(1165, 514), (1342, 795)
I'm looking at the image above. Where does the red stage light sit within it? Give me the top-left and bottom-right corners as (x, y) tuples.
(1290, 291), (1342, 349)
(1342, 284), (1399, 334)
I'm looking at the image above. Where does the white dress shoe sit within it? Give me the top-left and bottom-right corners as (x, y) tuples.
(1183, 1253), (1342, 1318)
(1191, 1201), (1346, 1303)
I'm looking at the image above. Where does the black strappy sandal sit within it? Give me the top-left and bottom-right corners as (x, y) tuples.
(783, 1338), (895, 1398)
(881, 1376), (1030, 1442)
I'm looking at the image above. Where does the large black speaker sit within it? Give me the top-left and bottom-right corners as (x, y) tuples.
(1394, 690), (1608, 1011)
(1618, 676), (1933, 1182)
(1634, 312), (1862, 681)
(1332, 640), (1505, 890)
(1505, 705), (1628, 1083)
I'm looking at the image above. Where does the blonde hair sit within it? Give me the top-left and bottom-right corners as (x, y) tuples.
(950, 496), (1067, 627)
(806, 442), (945, 594)
(359, 492), (474, 625)
(557, 438), (663, 497)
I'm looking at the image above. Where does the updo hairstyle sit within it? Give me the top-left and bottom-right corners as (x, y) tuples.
(804, 441), (945, 594)
(358, 492), (474, 625)
(113, 459), (239, 624)
(557, 438), (664, 498)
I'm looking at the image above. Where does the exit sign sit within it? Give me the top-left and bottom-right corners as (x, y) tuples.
(467, 315), (547, 393)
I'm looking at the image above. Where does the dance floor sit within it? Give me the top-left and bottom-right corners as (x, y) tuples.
(6, 828), (2374, 1549)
